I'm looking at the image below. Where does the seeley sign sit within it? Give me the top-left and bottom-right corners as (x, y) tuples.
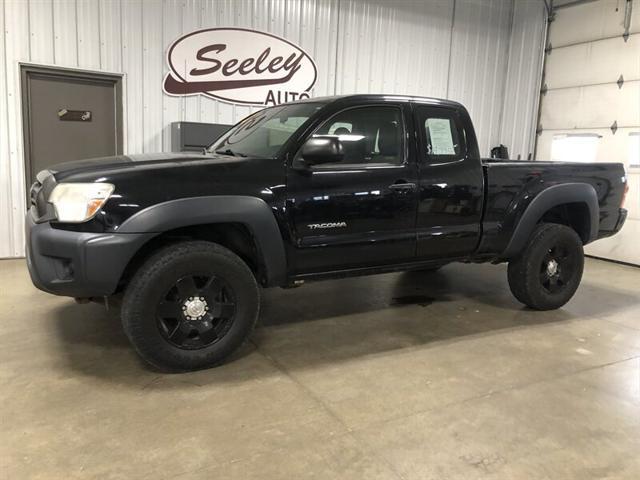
(163, 28), (317, 106)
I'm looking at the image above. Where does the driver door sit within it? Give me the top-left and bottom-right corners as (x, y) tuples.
(285, 102), (419, 275)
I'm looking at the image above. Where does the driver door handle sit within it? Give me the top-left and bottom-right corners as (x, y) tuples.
(388, 182), (417, 193)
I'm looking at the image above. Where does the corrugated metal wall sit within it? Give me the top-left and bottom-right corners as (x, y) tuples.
(0, 0), (546, 258)
(500, 0), (547, 160)
(448, 0), (514, 156)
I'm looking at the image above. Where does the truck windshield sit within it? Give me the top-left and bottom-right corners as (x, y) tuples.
(208, 102), (325, 158)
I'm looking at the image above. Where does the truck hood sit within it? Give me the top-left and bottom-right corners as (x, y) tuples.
(41, 151), (286, 231)
(45, 151), (283, 191)
(48, 152), (228, 180)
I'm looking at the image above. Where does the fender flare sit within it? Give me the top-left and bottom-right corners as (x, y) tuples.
(118, 196), (287, 286)
(501, 183), (599, 259)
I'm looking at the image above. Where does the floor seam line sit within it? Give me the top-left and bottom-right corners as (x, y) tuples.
(250, 340), (408, 480)
(251, 339), (351, 430)
(597, 315), (640, 332)
(348, 353), (640, 434)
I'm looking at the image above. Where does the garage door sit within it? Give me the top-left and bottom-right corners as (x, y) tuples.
(536, 0), (640, 265)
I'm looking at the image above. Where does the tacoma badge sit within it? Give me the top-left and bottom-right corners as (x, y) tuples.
(307, 222), (347, 230)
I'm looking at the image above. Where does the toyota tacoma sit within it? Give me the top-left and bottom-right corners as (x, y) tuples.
(26, 95), (628, 370)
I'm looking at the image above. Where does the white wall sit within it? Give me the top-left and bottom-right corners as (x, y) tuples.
(535, 0), (640, 265)
(0, 0), (546, 258)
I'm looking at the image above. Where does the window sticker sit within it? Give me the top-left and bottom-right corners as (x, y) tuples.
(426, 118), (455, 155)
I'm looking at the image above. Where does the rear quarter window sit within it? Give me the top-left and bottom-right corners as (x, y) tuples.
(415, 107), (466, 162)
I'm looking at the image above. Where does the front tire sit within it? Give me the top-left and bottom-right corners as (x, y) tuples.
(507, 223), (584, 310)
(121, 241), (259, 371)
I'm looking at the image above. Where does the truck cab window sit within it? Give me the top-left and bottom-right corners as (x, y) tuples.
(418, 109), (465, 162)
(315, 106), (404, 165)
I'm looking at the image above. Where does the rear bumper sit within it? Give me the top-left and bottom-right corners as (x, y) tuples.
(25, 210), (155, 298)
(597, 208), (627, 240)
(614, 208), (627, 232)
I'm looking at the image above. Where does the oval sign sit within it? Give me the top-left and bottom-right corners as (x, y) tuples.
(163, 28), (317, 106)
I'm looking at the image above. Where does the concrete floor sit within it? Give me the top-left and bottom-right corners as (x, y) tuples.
(1, 257), (639, 479)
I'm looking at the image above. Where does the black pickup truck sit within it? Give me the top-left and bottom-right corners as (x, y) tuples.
(26, 95), (628, 370)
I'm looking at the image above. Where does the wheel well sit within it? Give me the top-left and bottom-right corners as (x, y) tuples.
(117, 223), (264, 292)
(540, 202), (591, 243)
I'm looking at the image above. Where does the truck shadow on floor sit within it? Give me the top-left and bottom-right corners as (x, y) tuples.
(51, 263), (639, 387)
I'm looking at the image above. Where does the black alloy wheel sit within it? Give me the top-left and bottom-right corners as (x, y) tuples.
(538, 243), (580, 294)
(508, 223), (584, 310)
(157, 274), (237, 350)
(122, 241), (260, 371)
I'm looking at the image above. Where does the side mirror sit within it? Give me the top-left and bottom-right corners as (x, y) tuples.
(299, 136), (344, 166)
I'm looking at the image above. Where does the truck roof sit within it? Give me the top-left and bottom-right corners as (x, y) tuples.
(293, 94), (464, 109)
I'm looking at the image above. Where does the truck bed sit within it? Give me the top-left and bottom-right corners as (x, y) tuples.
(478, 159), (626, 256)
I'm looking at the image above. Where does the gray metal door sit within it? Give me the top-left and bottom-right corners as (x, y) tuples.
(22, 66), (123, 186)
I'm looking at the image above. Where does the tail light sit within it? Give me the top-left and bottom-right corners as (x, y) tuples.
(621, 181), (629, 208)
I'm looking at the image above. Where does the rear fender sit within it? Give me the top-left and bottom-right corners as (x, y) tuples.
(501, 183), (598, 259)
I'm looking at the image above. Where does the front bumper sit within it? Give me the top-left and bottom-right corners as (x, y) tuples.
(25, 210), (155, 298)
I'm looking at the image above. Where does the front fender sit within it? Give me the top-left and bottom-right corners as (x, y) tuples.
(118, 196), (287, 286)
(501, 183), (599, 259)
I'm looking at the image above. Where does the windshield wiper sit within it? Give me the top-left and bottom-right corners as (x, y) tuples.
(215, 148), (247, 157)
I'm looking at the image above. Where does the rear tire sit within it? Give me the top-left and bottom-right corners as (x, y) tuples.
(507, 223), (584, 310)
(121, 241), (259, 371)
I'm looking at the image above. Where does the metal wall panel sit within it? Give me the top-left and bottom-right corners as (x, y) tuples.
(161, 0), (184, 151)
(28, 0), (55, 64)
(0, 0), (10, 257)
(448, 0), (513, 157)
(77, 0), (101, 70)
(142, 1), (164, 153)
(182, 0), (203, 124)
(2, 0), (29, 258)
(98, 0), (123, 73)
(122, 0), (144, 154)
(1, 0), (546, 258)
(335, 0), (453, 99)
(53, 0), (79, 66)
(500, 0), (547, 160)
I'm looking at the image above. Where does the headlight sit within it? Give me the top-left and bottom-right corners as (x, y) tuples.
(48, 183), (114, 223)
